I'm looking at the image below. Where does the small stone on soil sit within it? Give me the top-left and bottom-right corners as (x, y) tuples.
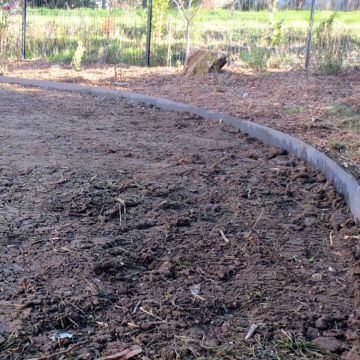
(311, 336), (343, 352)
(311, 273), (323, 282)
(305, 327), (319, 340)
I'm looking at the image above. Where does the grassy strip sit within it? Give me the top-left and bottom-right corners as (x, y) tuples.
(2, 9), (359, 66)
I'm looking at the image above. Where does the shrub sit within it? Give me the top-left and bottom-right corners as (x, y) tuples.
(72, 40), (85, 70)
(327, 139), (346, 152)
(269, 20), (286, 48)
(0, 62), (7, 74)
(0, 0), (13, 53)
(240, 46), (271, 73)
(153, 0), (169, 39)
(313, 14), (345, 75)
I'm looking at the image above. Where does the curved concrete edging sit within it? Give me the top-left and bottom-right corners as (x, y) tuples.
(1, 75), (360, 220)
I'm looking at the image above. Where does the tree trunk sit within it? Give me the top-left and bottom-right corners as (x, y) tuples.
(185, 21), (190, 57)
(102, 0), (109, 9)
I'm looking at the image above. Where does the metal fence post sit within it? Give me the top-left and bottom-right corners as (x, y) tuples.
(145, 0), (153, 66)
(305, 0), (316, 70)
(22, 0), (27, 59)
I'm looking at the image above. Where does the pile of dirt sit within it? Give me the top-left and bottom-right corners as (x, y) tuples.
(0, 85), (359, 359)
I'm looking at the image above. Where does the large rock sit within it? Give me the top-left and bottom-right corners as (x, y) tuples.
(183, 49), (228, 76)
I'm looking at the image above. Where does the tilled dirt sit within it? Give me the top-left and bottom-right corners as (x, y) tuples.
(4, 62), (360, 181)
(0, 84), (360, 359)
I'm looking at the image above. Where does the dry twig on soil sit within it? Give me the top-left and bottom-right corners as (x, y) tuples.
(100, 345), (143, 360)
(219, 229), (230, 243)
(245, 324), (258, 340)
(139, 306), (164, 321)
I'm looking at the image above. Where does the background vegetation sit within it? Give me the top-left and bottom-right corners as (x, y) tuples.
(1, 3), (359, 70)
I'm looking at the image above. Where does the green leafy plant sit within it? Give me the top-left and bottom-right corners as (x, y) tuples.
(71, 40), (85, 71)
(313, 13), (344, 75)
(328, 139), (347, 152)
(274, 331), (319, 358)
(0, 63), (7, 74)
(240, 46), (271, 73)
(327, 104), (360, 131)
(0, 1), (13, 53)
(153, 0), (169, 39)
(270, 20), (286, 47)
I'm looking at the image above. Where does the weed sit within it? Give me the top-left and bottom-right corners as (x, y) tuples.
(269, 20), (286, 48)
(0, 63), (7, 74)
(71, 40), (85, 71)
(327, 104), (360, 131)
(328, 139), (347, 152)
(313, 13), (345, 75)
(240, 47), (271, 73)
(153, 0), (169, 39)
(0, 2), (11, 53)
(288, 254), (300, 262)
(274, 331), (321, 359)
(267, 53), (283, 69)
(308, 256), (316, 263)
(167, 332), (338, 359)
(284, 106), (306, 115)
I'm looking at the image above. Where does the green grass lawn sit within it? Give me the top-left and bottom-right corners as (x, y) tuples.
(2, 8), (360, 66)
(28, 7), (360, 23)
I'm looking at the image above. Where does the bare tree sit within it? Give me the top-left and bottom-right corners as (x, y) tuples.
(172, 0), (202, 57)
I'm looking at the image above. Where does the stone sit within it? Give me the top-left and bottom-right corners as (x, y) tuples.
(311, 273), (323, 282)
(316, 173), (326, 183)
(305, 327), (319, 340)
(312, 336), (342, 352)
(113, 81), (128, 87)
(183, 49), (228, 77)
(50, 64), (61, 70)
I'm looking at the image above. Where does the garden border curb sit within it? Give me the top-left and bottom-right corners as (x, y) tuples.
(1, 75), (359, 220)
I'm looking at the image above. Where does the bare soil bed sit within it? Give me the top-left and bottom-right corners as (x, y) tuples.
(3, 61), (360, 181)
(0, 84), (360, 359)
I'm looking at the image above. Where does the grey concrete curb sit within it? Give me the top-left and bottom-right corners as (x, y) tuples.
(1, 75), (359, 220)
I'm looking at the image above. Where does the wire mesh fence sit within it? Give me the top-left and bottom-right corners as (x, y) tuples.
(0, 0), (359, 71)
(178, 0), (360, 71)
(2, 7), (149, 64)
